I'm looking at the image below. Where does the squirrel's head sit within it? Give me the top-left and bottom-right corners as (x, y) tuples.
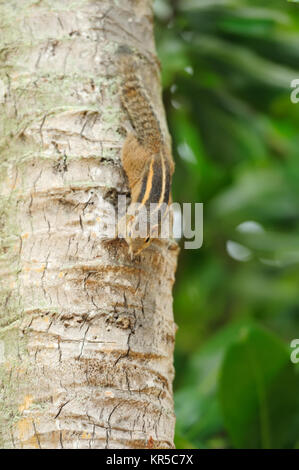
(118, 210), (159, 259)
(126, 235), (152, 259)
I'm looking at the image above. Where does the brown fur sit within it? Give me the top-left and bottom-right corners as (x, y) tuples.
(118, 49), (175, 256)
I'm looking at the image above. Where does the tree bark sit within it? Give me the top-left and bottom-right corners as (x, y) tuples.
(0, 0), (178, 449)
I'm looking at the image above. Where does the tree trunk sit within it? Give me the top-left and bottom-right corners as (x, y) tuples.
(0, 0), (178, 449)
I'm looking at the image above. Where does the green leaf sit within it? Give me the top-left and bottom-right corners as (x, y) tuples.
(175, 320), (255, 447)
(219, 325), (299, 448)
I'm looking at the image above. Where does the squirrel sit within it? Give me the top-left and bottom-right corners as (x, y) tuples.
(117, 46), (174, 258)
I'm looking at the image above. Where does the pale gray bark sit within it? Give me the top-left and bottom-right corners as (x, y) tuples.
(0, 0), (178, 449)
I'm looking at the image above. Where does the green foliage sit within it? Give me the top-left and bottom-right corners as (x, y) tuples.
(155, 0), (299, 449)
(220, 325), (299, 449)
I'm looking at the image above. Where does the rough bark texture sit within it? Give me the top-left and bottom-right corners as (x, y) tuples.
(0, 0), (178, 449)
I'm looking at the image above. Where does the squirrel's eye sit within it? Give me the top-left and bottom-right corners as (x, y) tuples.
(145, 237), (150, 243)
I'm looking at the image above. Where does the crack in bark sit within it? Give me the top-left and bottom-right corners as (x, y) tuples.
(54, 399), (72, 419)
(77, 324), (90, 359)
(105, 403), (121, 449)
(32, 419), (41, 449)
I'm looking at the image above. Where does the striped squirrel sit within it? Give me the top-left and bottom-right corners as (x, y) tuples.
(117, 46), (174, 258)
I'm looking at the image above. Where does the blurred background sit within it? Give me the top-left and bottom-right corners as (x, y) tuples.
(154, 0), (299, 449)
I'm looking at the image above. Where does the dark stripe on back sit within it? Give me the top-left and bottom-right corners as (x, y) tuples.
(136, 162), (150, 204)
(163, 159), (171, 204)
(148, 157), (162, 204)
